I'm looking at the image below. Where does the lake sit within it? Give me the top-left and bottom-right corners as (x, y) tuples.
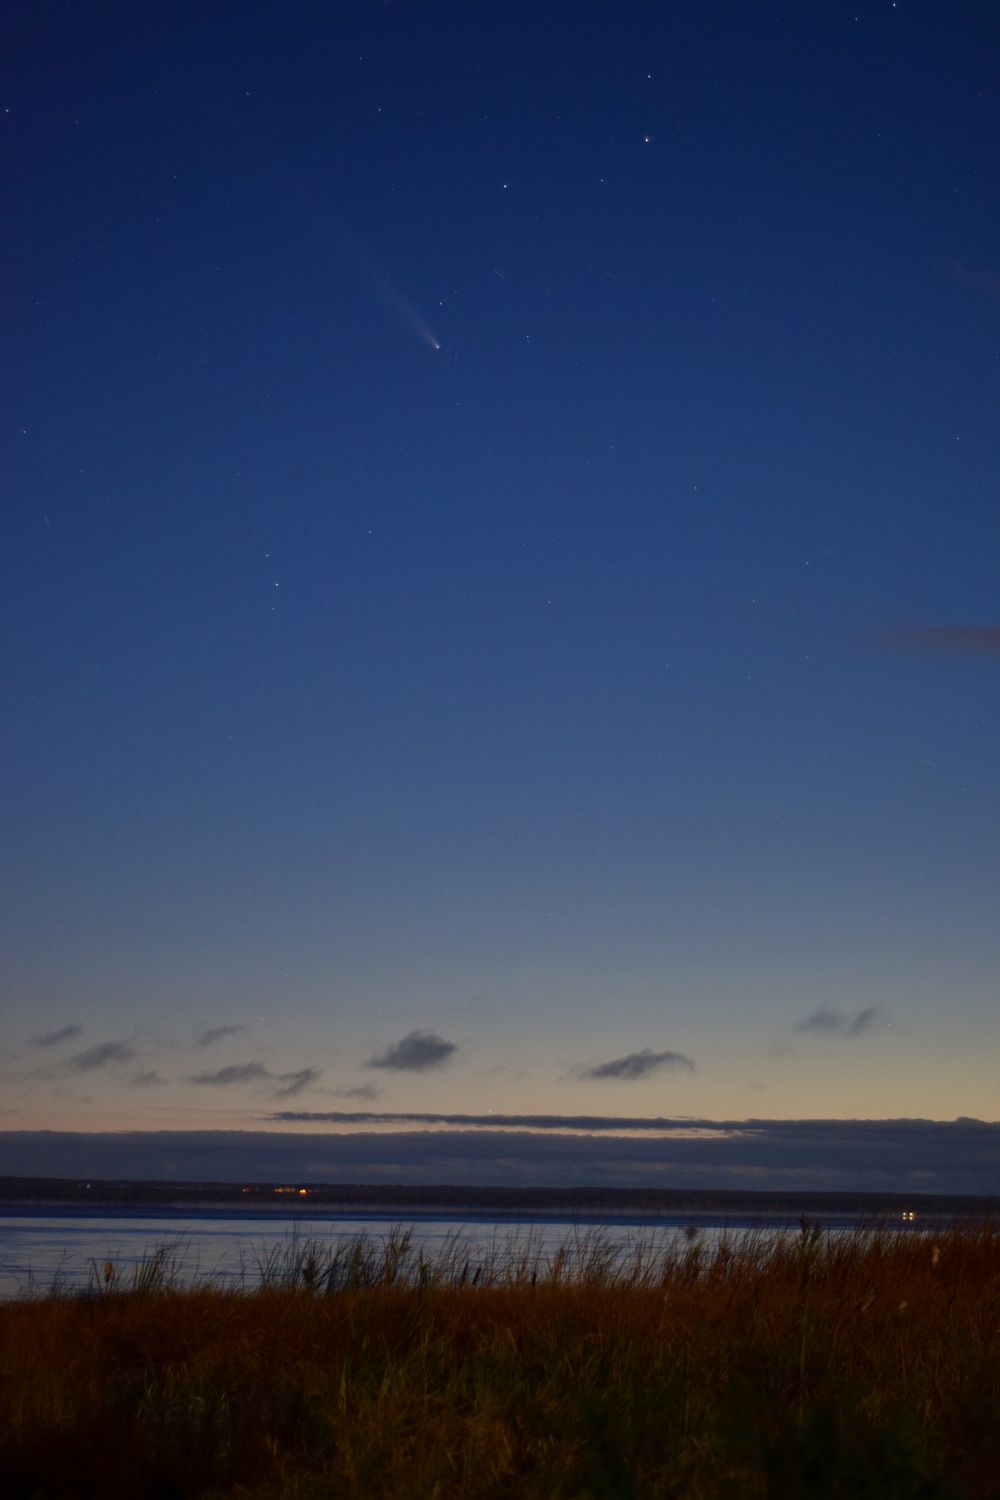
(0, 1200), (945, 1298)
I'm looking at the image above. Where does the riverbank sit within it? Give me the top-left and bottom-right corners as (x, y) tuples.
(1, 1224), (997, 1496)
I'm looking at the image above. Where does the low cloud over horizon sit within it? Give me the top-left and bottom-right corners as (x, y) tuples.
(0, 1118), (996, 1195)
(267, 1110), (711, 1131)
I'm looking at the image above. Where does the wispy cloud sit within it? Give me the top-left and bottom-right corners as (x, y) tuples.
(337, 1084), (382, 1101)
(273, 1069), (321, 1098)
(18, 1038), (136, 1084)
(952, 262), (1000, 300)
(130, 1069), (167, 1087)
(876, 626), (1000, 658)
(27, 1024), (83, 1049)
(66, 1041), (136, 1072)
(367, 1031), (458, 1072)
(189, 1061), (320, 1097)
(796, 1007), (843, 1035)
(194, 1025), (247, 1048)
(796, 1006), (879, 1037)
(191, 1062), (271, 1087)
(580, 1048), (695, 1081)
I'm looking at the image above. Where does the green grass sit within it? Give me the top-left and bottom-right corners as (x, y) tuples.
(1, 1223), (999, 1497)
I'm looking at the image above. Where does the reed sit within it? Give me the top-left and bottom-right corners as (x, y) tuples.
(1, 1222), (997, 1496)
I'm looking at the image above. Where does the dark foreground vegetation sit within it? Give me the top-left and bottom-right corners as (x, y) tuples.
(1, 1224), (999, 1498)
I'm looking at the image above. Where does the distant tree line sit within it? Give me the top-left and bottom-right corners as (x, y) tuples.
(0, 1176), (996, 1221)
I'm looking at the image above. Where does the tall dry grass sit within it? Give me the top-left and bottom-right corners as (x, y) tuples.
(1, 1222), (998, 1497)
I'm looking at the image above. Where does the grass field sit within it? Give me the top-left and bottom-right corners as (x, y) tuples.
(1, 1222), (998, 1497)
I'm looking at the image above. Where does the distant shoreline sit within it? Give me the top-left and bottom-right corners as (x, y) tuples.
(1, 1176), (996, 1222)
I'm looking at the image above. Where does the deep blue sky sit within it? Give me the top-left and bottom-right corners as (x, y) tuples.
(2, 2), (999, 1165)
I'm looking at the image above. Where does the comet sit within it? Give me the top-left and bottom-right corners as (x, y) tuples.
(347, 235), (441, 351)
(374, 268), (441, 350)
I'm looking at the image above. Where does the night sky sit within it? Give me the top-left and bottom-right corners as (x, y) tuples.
(3, 3), (999, 1186)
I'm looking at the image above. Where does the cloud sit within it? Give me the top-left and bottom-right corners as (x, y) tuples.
(796, 1006), (879, 1037)
(66, 1041), (136, 1072)
(952, 262), (1000, 300)
(1, 1118), (998, 1194)
(797, 1006), (844, 1035)
(191, 1063), (272, 1087)
(580, 1048), (695, 1081)
(194, 1025), (247, 1048)
(336, 1084), (382, 1101)
(27, 1024), (83, 1049)
(266, 1111), (710, 1132)
(876, 626), (1000, 658)
(189, 1061), (321, 1097)
(273, 1068), (321, 1098)
(367, 1030), (458, 1072)
(130, 1070), (167, 1087)
(18, 1037), (142, 1085)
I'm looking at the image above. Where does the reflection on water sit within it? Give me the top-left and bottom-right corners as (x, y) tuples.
(0, 1204), (938, 1298)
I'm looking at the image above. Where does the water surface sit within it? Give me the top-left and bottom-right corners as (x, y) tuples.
(0, 1201), (940, 1298)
